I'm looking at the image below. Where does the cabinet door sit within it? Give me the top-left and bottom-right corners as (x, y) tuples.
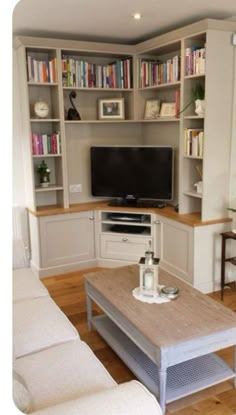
(100, 234), (152, 261)
(39, 211), (95, 267)
(160, 218), (193, 284)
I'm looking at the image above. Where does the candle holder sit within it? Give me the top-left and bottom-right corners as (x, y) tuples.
(139, 246), (159, 297)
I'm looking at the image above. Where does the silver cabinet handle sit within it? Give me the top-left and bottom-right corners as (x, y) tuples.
(122, 237), (128, 242)
(89, 216), (94, 220)
(154, 220), (161, 224)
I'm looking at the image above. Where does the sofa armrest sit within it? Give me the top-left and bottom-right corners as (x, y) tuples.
(32, 380), (163, 415)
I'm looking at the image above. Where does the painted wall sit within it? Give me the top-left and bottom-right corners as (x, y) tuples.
(13, 49), (27, 205)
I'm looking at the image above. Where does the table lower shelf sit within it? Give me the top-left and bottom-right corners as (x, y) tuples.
(92, 315), (234, 403)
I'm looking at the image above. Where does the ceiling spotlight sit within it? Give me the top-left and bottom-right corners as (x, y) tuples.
(133, 13), (141, 20)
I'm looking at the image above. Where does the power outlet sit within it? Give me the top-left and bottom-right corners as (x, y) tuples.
(69, 184), (82, 193)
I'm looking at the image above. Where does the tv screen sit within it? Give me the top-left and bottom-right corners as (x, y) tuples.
(90, 145), (174, 207)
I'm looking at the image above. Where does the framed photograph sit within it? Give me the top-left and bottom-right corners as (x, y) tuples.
(159, 102), (176, 117)
(144, 99), (161, 119)
(98, 98), (125, 120)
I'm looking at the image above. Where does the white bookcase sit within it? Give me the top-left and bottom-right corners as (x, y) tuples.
(14, 19), (236, 220)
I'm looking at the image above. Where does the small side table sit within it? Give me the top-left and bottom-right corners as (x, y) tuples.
(220, 231), (236, 300)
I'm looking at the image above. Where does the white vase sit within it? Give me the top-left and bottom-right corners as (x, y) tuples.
(195, 99), (205, 116)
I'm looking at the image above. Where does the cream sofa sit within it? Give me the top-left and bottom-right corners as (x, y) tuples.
(13, 267), (163, 414)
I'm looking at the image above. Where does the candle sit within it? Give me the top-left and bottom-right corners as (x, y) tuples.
(144, 271), (153, 289)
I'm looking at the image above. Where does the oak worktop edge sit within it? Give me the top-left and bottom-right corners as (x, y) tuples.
(27, 202), (232, 228)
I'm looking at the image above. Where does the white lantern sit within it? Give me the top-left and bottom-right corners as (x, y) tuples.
(139, 249), (159, 297)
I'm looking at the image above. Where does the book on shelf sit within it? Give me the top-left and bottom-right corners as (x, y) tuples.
(185, 46), (206, 76)
(61, 55), (132, 89)
(27, 55), (57, 83)
(184, 128), (204, 157)
(175, 90), (179, 118)
(139, 55), (180, 88)
(31, 132), (61, 155)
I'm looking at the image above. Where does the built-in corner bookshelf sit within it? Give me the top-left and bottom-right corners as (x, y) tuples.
(14, 19), (236, 220)
(134, 40), (181, 123)
(61, 49), (135, 123)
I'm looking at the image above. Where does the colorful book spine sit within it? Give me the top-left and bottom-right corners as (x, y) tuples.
(183, 129), (204, 157)
(60, 56), (132, 89)
(27, 55), (57, 83)
(31, 133), (61, 155)
(185, 46), (206, 76)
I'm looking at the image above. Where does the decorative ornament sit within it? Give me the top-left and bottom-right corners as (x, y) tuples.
(138, 241), (159, 297)
(67, 91), (81, 120)
(37, 160), (51, 187)
(34, 100), (49, 118)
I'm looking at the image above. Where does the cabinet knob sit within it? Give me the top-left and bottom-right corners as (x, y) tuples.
(89, 216), (94, 220)
(122, 237), (128, 242)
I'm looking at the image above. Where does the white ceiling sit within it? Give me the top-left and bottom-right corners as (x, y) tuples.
(13, 0), (236, 44)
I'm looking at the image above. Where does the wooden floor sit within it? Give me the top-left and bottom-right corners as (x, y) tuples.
(42, 268), (236, 415)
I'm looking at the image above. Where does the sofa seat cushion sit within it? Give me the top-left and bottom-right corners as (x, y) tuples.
(32, 380), (162, 415)
(14, 339), (116, 411)
(13, 268), (48, 302)
(13, 296), (79, 358)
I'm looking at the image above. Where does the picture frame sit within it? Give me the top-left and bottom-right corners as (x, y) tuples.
(159, 102), (176, 117)
(98, 98), (125, 120)
(144, 99), (161, 119)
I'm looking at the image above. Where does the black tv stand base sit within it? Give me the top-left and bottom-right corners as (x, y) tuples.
(108, 199), (167, 209)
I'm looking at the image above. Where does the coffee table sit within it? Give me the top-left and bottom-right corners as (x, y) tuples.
(84, 265), (236, 414)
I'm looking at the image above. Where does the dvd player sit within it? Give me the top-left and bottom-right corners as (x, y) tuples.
(110, 213), (146, 222)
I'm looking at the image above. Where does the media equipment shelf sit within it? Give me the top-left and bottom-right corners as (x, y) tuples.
(101, 211), (152, 235)
(99, 210), (155, 261)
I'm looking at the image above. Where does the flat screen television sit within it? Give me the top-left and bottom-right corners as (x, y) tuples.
(90, 145), (174, 207)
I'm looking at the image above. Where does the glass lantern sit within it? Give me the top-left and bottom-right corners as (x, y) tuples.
(139, 246), (159, 297)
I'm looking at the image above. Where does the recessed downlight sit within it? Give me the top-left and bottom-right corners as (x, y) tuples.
(133, 13), (141, 20)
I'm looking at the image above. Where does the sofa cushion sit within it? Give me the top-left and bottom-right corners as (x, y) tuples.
(31, 380), (163, 415)
(13, 296), (79, 358)
(13, 268), (48, 302)
(14, 339), (116, 411)
(13, 370), (33, 413)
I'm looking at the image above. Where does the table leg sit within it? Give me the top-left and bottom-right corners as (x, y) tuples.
(159, 367), (167, 414)
(86, 294), (92, 331)
(221, 235), (226, 301)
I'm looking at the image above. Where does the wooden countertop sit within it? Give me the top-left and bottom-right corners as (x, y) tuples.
(27, 201), (231, 228)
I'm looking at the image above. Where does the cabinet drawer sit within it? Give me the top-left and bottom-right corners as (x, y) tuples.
(100, 234), (152, 261)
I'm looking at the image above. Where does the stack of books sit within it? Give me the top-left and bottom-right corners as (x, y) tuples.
(61, 56), (132, 89)
(184, 128), (204, 157)
(31, 132), (61, 155)
(27, 56), (57, 83)
(185, 46), (206, 76)
(139, 55), (180, 88)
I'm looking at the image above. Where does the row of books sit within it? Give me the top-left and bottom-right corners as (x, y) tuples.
(185, 46), (206, 76)
(31, 133), (61, 155)
(27, 56), (57, 83)
(184, 128), (204, 157)
(61, 56), (132, 89)
(139, 55), (180, 88)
